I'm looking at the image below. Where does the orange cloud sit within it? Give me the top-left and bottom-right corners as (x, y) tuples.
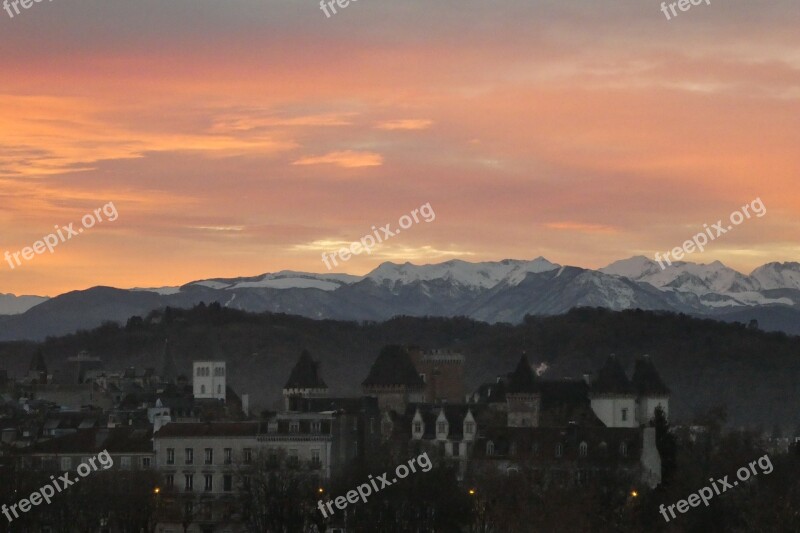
(376, 119), (433, 131)
(545, 222), (618, 234)
(292, 150), (384, 168)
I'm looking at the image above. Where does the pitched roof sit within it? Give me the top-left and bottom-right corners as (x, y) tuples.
(591, 355), (634, 395)
(154, 422), (260, 438)
(507, 354), (539, 394)
(27, 427), (153, 454)
(284, 350), (328, 390)
(362, 345), (425, 388)
(631, 355), (670, 395)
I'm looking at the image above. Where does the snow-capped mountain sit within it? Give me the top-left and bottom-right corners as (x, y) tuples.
(2, 257), (800, 341)
(185, 271), (360, 292)
(600, 256), (798, 308)
(751, 262), (800, 291)
(366, 257), (559, 290)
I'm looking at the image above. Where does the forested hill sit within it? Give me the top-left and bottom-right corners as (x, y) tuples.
(1, 305), (798, 434)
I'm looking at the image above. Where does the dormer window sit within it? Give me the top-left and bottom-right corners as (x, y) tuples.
(414, 421), (422, 433)
(437, 422), (447, 435)
(464, 421), (475, 434)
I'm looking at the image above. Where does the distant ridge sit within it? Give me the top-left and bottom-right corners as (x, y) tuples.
(2, 257), (800, 340)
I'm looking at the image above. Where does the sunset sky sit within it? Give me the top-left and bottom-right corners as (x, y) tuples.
(1, 0), (798, 296)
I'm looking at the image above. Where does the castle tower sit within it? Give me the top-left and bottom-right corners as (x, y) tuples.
(589, 354), (637, 428)
(409, 348), (465, 404)
(193, 361), (226, 401)
(632, 354), (670, 424)
(282, 350), (329, 410)
(362, 345), (425, 413)
(505, 353), (541, 428)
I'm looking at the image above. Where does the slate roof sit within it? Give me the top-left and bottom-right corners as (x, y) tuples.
(591, 355), (635, 395)
(292, 396), (379, 415)
(507, 354), (539, 394)
(631, 355), (670, 395)
(26, 427), (153, 454)
(473, 426), (642, 465)
(362, 345), (425, 388)
(154, 422), (260, 438)
(284, 350), (328, 390)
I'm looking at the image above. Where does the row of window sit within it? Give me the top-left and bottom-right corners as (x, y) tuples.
(57, 456), (151, 470)
(166, 447), (248, 466)
(165, 473), (234, 492)
(414, 421), (476, 435)
(197, 384), (224, 395)
(287, 421), (323, 433)
(486, 441), (629, 458)
(195, 366), (225, 377)
(164, 447), (324, 466)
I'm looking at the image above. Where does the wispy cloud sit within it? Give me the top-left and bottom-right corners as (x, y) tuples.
(376, 119), (433, 131)
(545, 222), (618, 234)
(292, 150), (384, 168)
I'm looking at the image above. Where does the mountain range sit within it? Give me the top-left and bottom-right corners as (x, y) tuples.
(2, 256), (800, 341)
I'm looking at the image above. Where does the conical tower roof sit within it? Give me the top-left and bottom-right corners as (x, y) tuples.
(285, 350), (328, 389)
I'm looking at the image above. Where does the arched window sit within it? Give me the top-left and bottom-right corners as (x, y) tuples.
(619, 441), (628, 457)
(555, 443), (563, 458)
(486, 441), (495, 456)
(579, 442), (588, 457)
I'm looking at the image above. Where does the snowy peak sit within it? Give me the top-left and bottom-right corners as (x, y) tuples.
(602, 257), (758, 296)
(600, 256), (663, 280)
(751, 262), (800, 291)
(366, 257), (560, 289)
(186, 271), (362, 292)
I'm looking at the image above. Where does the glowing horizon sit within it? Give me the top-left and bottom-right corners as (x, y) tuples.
(1, 0), (798, 296)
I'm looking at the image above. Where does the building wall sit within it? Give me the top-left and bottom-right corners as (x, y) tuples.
(153, 434), (257, 494)
(507, 393), (540, 428)
(637, 396), (669, 425)
(413, 351), (465, 404)
(590, 396), (637, 428)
